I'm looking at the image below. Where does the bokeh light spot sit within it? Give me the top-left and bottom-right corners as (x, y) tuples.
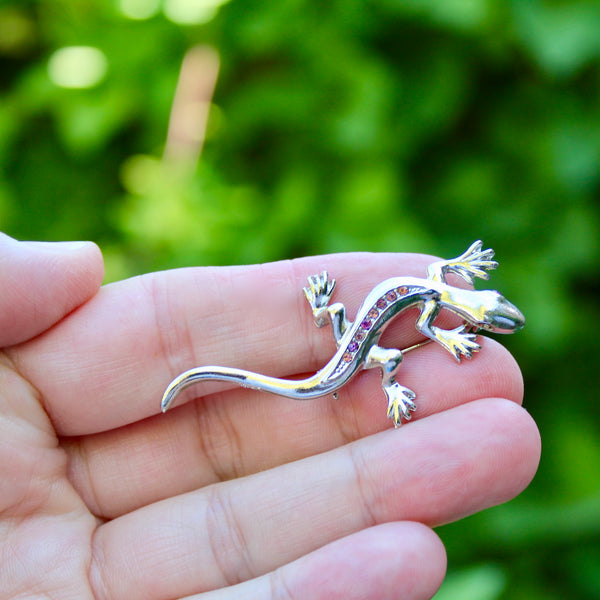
(48, 46), (108, 89)
(163, 0), (229, 25)
(0, 8), (36, 55)
(119, 0), (160, 20)
(120, 154), (163, 196)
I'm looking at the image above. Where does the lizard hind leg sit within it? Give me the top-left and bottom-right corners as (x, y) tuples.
(364, 345), (416, 427)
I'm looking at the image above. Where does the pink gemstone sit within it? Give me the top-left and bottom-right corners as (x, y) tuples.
(376, 298), (387, 309)
(386, 291), (397, 301)
(361, 319), (372, 330)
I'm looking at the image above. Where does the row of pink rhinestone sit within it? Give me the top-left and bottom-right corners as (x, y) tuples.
(340, 285), (410, 364)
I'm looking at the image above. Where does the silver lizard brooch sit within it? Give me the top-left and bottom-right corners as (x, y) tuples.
(161, 241), (524, 427)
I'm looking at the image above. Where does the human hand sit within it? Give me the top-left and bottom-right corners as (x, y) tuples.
(0, 234), (540, 600)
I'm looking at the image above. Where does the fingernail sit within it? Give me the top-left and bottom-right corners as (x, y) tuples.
(53, 241), (91, 251)
(24, 240), (93, 252)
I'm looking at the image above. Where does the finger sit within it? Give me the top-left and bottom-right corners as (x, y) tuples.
(0, 234), (103, 346)
(65, 337), (523, 519)
(88, 399), (540, 600)
(9, 252), (458, 435)
(182, 523), (446, 600)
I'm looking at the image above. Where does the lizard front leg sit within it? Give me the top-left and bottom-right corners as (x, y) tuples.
(303, 271), (350, 345)
(364, 345), (416, 427)
(426, 240), (498, 285)
(416, 299), (480, 361)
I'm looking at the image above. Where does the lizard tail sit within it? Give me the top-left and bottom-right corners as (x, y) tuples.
(161, 366), (337, 412)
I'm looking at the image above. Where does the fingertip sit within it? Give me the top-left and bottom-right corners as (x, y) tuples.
(384, 521), (448, 599)
(478, 339), (525, 406)
(0, 235), (105, 346)
(429, 398), (541, 521)
(466, 398), (541, 510)
(495, 398), (542, 493)
(278, 522), (447, 600)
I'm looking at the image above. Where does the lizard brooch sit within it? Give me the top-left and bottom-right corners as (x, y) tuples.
(161, 241), (524, 427)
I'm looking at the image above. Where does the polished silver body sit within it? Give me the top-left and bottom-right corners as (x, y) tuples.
(161, 241), (524, 427)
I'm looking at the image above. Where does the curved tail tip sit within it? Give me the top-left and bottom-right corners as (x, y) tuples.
(161, 390), (175, 412)
(161, 369), (198, 412)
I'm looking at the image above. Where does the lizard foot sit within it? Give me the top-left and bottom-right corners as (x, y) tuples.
(446, 240), (498, 285)
(436, 325), (481, 361)
(303, 271), (336, 325)
(427, 240), (498, 285)
(385, 383), (417, 428)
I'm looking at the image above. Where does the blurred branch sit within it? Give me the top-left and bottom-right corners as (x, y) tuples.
(163, 45), (220, 169)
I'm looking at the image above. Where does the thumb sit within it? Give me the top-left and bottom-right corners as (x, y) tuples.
(0, 233), (104, 347)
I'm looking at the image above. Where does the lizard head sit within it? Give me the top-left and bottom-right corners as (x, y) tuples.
(469, 290), (525, 334)
(441, 288), (525, 334)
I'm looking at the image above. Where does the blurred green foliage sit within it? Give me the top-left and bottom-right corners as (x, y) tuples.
(2, 0), (600, 597)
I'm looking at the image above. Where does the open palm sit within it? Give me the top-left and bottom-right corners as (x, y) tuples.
(0, 234), (540, 600)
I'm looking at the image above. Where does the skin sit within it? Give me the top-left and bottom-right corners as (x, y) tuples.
(0, 233), (541, 600)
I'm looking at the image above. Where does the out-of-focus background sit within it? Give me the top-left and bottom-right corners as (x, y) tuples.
(1, 1), (599, 597)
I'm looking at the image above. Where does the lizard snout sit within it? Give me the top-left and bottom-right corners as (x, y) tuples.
(485, 296), (525, 333)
